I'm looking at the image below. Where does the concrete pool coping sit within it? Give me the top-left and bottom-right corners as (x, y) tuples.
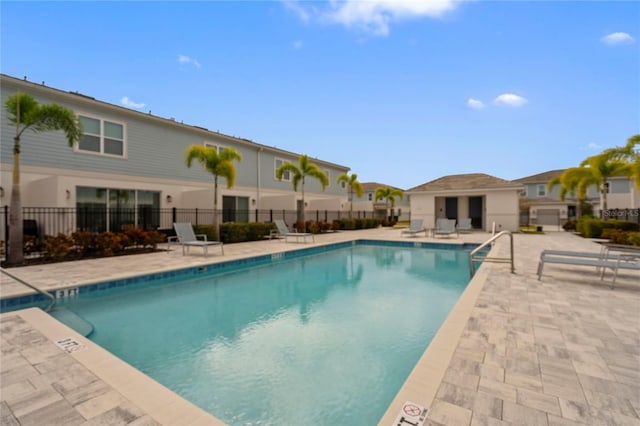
(2, 229), (639, 425)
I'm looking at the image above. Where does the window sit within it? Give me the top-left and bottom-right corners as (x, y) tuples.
(340, 181), (346, 189)
(76, 187), (159, 232)
(537, 185), (546, 197)
(368, 193), (373, 201)
(324, 169), (330, 187)
(77, 115), (125, 157)
(275, 158), (291, 181)
(203, 142), (223, 152)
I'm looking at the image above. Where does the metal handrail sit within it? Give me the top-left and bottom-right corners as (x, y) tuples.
(1, 268), (55, 312)
(469, 230), (515, 276)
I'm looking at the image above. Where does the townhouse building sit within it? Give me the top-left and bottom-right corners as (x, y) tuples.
(0, 74), (350, 234)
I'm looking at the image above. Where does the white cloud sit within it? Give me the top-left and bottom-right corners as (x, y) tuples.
(292, 40), (303, 49)
(467, 98), (484, 110)
(178, 54), (201, 68)
(284, 0), (463, 36)
(600, 32), (635, 45)
(120, 96), (145, 109)
(580, 142), (603, 151)
(493, 93), (528, 108)
(282, 0), (312, 22)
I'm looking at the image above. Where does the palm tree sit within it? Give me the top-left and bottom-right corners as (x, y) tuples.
(579, 152), (631, 212)
(374, 187), (403, 222)
(276, 154), (328, 225)
(602, 134), (640, 190)
(185, 145), (242, 237)
(336, 172), (363, 219)
(5, 93), (82, 264)
(547, 167), (598, 219)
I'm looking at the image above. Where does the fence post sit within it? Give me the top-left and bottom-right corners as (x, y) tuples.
(172, 207), (177, 225)
(195, 208), (199, 226)
(270, 209), (273, 223)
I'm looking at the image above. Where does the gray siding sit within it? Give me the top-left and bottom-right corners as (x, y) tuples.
(1, 77), (349, 194)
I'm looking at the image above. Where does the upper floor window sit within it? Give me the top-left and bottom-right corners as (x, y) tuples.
(368, 193), (373, 201)
(204, 142), (223, 152)
(324, 169), (330, 187)
(275, 158), (291, 181)
(537, 184), (546, 197)
(77, 115), (125, 157)
(340, 181), (346, 189)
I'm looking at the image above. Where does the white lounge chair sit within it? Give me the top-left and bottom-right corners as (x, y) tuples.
(457, 218), (473, 233)
(434, 218), (458, 238)
(172, 222), (224, 256)
(537, 249), (640, 288)
(401, 219), (427, 237)
(274, 219), (315, 243)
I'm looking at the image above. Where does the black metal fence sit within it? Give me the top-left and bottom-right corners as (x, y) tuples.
(601, 208), (640, 223)
(0, 206), (380, 254)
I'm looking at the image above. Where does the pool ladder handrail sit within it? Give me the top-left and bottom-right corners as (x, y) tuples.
(469, 230), (515, 276)
(1, 268), (56, 312)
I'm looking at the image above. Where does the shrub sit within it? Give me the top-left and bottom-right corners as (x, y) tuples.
(142, 230), (164, 248)
(219, 222), (273, 243)
(125, 228), (150, 248)
(72, 231), (97, 255)
(562, 220), (577, 231)
(576, 217), (603, 238)
(94, 232), (122, 255)
(601, 229), (628, 245)
(602, 219), (639, 232)
(193, 224), (218, 242)
(44, 233), (74, 258)
(627, 232), (640, 246)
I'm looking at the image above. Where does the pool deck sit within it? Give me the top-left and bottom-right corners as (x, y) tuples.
(1, 229), (639, 425)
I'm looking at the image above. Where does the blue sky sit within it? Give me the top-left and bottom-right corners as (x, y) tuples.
(2, 1), (638, 189)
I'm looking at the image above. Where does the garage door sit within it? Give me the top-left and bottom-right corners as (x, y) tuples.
(537, 209), (560, 226)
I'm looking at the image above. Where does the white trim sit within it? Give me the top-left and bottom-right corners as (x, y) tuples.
(74, 113), (127, 159)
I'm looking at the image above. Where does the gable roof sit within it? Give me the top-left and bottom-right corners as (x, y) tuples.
(408, 173), (521, 192)
(361, 182), (405, 192)
(513, 169), (565, 184)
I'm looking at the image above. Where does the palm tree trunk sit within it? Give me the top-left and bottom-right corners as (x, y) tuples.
(601, 185), (608, 219)
(213, 177), (219, 239)
(300, 178), (306, 227)
(8, 138), (23, 264)
(349, 187), (353, 219)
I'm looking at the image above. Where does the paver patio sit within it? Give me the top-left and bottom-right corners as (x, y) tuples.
(1, 229), (638, 425)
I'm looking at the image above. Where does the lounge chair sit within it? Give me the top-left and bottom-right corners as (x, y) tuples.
(537, 249), (640, 288)
(172, 222), (224, 256)
(457, 218), (473, 233)
(434, 218), (458, 238)
(274, 219), (315, 243)
(401, 219), (427, 237)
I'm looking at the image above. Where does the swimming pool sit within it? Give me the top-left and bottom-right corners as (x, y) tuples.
(3, 241), (479, 425)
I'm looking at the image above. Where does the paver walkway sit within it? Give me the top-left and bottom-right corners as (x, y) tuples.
(424, 232), (640, 426)
(1, 229), (639, 425)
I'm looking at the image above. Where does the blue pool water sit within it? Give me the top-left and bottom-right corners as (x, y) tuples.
(27, 243), (474, 425)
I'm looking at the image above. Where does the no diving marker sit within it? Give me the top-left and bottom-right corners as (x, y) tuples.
(55, 337), (87, 353)
(393, 401), (428, 426)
